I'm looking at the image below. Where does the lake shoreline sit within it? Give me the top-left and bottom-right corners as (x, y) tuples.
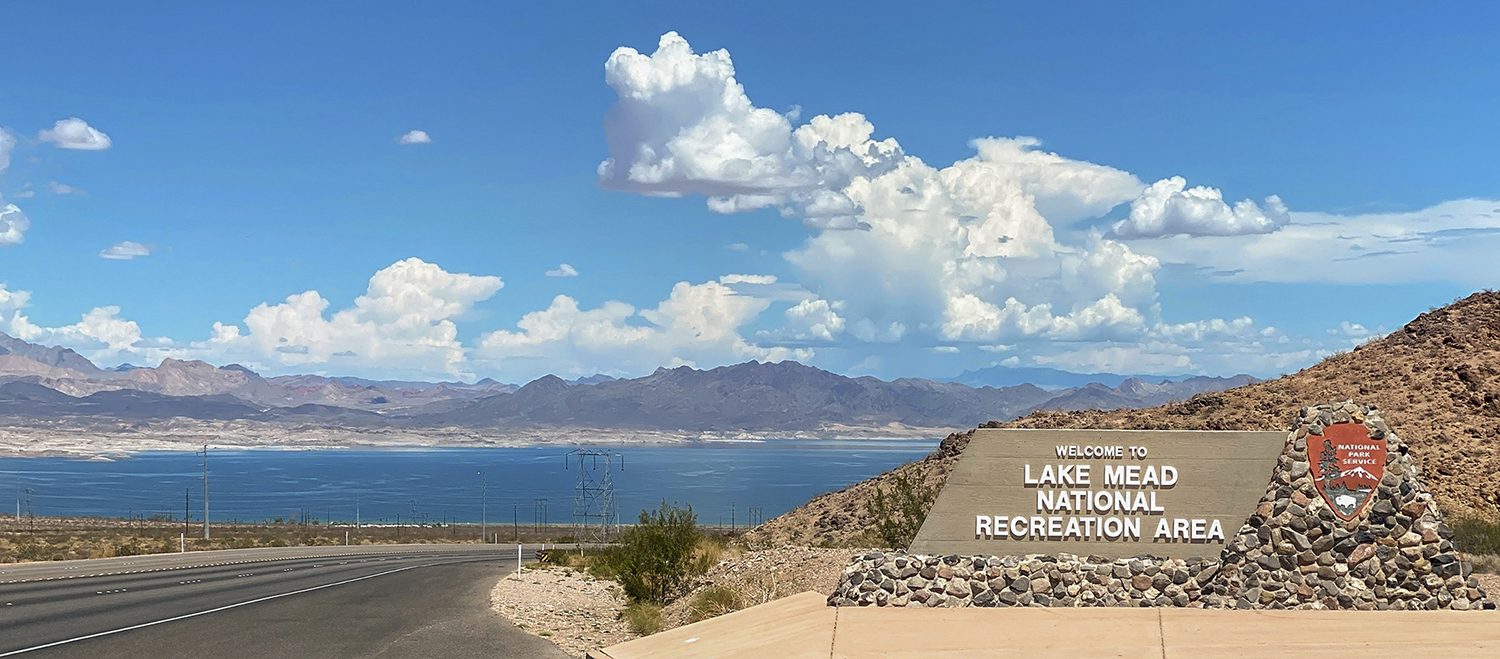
(0, 423), (951, 459)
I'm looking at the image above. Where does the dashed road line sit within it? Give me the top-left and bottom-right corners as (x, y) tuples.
(0, 549), (475, 586)
(0, 562), (443, 657)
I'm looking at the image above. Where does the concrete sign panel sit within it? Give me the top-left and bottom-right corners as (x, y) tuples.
(910, 428), (1285, 559)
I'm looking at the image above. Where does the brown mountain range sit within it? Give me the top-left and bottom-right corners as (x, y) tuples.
(747, 290), (1500, 548)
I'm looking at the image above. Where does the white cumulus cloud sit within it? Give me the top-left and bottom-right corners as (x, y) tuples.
(38, 118), (112, 151)
(226, 257), (503, 376)
(600, 33), (1175, 351)
(477, 277), (808, 381)
(783, 298), (846, 341)
(0, 205), (29, 246)
(545, 263), (579, 278)
(1112, 176), (1289, 238)
(966, 137), (1143, 225)
(397, 130), (432, 145)
(598, 32), (903, 230)
(99, 241), (151, 260)
(0, 284), (146, 359)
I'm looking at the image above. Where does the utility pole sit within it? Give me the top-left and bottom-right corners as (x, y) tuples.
(14, 479), (19, 522)
(513, 503), (518, 542)
(355, 493), (360, 529)
(184, 488), (190, 538)
(478, 471), (487, 542)
(200, 444), (210, 540)
(533, 498), (547, 536)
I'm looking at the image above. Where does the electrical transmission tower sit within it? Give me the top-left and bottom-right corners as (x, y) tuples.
(564, 449), (621, 543)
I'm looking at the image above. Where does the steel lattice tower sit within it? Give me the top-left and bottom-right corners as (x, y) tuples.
(565, 449), (621, 542)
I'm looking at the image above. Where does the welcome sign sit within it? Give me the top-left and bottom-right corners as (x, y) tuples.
(910, 428), (1286, 559)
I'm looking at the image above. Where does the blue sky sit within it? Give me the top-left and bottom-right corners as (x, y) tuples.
(0, 3), (1495, 382)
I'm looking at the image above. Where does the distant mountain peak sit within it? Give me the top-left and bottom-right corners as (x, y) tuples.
(0, 331), (102, 373)
(518, 374), (569, 392)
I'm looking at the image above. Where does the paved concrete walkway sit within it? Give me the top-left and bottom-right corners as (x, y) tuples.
(589, 592), (1500, 658)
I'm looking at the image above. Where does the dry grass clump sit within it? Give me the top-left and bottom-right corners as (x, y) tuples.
(1452, 516), (1500, 556)
(622, 602), (663, 636)
(685, 586), (742, 623)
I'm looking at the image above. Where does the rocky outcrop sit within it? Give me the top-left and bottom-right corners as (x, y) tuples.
(829, 402), (1494, 610)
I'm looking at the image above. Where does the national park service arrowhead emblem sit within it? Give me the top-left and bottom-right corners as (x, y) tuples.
(1308, 423), (1386, 521)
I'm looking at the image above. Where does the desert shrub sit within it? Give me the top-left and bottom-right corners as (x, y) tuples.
(541, 547), (617, 579)
(1451, 516), (1500, 555)
(605, 502), (703, 604)
(622, 602), (663, 636)
(690, 533), (738, 575)
(686, 585), (742, 623)
(867, 471), (937, 549)
(105, 538), (146, 557)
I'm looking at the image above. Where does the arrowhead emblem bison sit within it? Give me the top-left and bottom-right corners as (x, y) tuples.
(1307, 423), (1386, 521)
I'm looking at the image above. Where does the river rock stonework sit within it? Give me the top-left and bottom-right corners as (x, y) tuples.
(828, 402), (1494, 610)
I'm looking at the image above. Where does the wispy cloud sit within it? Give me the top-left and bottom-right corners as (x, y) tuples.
(99, 241), (151, 260)
(47, 181), (85, 195)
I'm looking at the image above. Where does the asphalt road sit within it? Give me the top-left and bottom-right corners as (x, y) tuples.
(0, 544), (569, 658)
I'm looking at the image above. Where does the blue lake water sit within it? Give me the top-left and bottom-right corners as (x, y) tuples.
(0, 439), (937, 526)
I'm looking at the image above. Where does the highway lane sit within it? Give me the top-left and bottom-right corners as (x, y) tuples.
(0, 544), (567, 658)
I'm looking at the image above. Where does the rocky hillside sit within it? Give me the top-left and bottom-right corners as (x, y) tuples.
(747, 290), (1500, 547)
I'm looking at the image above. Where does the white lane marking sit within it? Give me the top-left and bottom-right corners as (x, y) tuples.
(0, 563), (438, 657)
(0, 549), (484, 585)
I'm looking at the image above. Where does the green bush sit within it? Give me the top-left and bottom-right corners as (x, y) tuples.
(867, 471), (937, 549)
(622, 602), (663, 636)
(1451, 516), (1500, 555)
(606, 502), (703, 605)
(686, 586), (742, 623)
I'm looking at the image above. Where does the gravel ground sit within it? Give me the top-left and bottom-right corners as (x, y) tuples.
(488, 546), (858, 655)
(1475, 572), (1498, 598)
(490, 566), (634, 658)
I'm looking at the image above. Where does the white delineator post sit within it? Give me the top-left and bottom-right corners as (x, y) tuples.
(180, 533), (185, 553)
(516, 544), (522, 577)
